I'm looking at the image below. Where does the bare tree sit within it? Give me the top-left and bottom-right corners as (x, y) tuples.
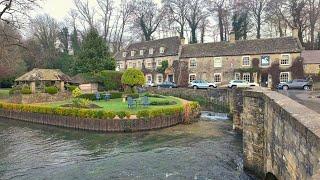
(306, 0), (320, 49)
(131, 0), (165, 41)
(248, 0), (269, 39)
(97, 0), (113, 42)
(117, 0), (134, 50)
(73, 0), (96, 29)
(185, 0), (207, 44)
(163, 0), (188, 38)
(209, 0), (229, 41)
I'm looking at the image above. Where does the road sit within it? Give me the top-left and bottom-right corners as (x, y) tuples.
(278, 90), (320, 114)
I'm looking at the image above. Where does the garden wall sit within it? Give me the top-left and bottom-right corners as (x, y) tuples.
(0, 109), (194, 132)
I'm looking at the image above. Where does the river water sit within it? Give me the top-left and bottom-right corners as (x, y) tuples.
(0, 115), (254, 180)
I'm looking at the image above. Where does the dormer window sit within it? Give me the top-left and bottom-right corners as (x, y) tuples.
(140, 50), (144, 56)
(149, 48), (153, 55)
(122, 52), (127, 57)
(131, 51), (135, 57)
(160, 47), (165, 54)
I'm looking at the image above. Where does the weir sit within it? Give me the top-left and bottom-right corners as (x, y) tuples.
(149, 88), (320, 179)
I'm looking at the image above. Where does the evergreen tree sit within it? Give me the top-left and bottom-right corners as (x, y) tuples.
(232, 12), (249, 40)
(71, 28), (80, 54)
(74, 28), (115, 74)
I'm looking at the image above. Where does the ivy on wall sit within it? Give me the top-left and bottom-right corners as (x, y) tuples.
(290, 57), (304, 79)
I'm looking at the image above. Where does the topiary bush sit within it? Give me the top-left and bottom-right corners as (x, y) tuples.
(121, 69), (145, 93)
(45, 86), (59, 95)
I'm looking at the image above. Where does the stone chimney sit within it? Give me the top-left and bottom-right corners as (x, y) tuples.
(292, 28), (299, 39)
(229, 31), (236, 43)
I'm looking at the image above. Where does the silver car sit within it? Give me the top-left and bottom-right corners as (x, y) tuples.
(189, 80), (217, 89)
(277, 79), (312, 90)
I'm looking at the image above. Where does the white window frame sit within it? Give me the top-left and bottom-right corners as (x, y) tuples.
(189, 58), (197, 68)
(214, 57), (222, 68)
(234, 73), (241, 80)
(149, 48), (154, 55)
(242, 56), (250, 66)
(280, 54), (290, 66)
(189, 74), (196, 83)
(132, 62), (137, 68)
(157, 74), (163, 84)
(137, 61), (142, 68)
(131, 51), (135, 57)
(128, 62), (132, 68)
(280, 72), (290, 83)
(157, 60), (162, 67)
(243, 73), (251, 82)
(122, 52), (127, 57)
(140, 50), (144, 56)
(160, 47), (165, 54)
(213, 73), (222, 83)
(146, 74), (152, 82)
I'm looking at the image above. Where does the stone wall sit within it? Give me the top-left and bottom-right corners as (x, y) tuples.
(0, 109), (187, 132)
(8, 92), (71, 104)
(149, 88), (320, 179)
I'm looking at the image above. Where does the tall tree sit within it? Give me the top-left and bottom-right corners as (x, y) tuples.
(185, 0), (207, 44)
(59, 27), (69, 53)
(73, 0), (96, 29)
(74, 28), (115, 74)
(71, 27), (80, 54)
(306, 0), (320, 49)
(210, 0), (229, 41)
(163, 0), (188, 38)
(97, 0), (114, 42)
(132, 0), (164, 41)
(248, 0), (268, 39)
(116, 0), (134, 50)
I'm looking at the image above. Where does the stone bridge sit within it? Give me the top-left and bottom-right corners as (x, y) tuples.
(149, 88), (320, 179)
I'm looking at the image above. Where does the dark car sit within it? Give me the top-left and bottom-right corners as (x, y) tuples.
(277, 79), (312, 90)
(157, 81), (177, 88)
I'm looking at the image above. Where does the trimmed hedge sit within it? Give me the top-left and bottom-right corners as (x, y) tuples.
(78, 92), (124, 100)
(0, 101), (199, 120)
(149, 100), (176, 106)
(66, 85), (78, 92)
(45, 86), (59, 95)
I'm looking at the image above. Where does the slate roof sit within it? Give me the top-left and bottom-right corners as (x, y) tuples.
(180, 37), (303, 58)
(301, 50), (320, 64)
(15, 69), (71, 82)
(114, 36), (181, 61)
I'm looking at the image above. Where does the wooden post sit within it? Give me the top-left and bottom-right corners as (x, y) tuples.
(60, 81), (65, 92)
(30, 81), (36, 93)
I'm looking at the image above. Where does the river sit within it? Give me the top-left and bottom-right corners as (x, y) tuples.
(0, 115), (254, 180)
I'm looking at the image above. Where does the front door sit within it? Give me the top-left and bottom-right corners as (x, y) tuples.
(261, 73), (268, 87)
(168, 75), (174, 83)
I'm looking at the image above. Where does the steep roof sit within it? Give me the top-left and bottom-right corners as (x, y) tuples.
(301, 50), (320, 64)
(114, 36), (181, 61)
(180, 37), (303, 58)
(15, 69), (71, 82)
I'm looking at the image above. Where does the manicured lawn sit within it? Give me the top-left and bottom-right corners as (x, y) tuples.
(37, 96), (183, 113)
(0, 88), (10, 99)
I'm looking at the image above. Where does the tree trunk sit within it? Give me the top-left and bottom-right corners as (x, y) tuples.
(218, 9), (224, 41)
(191, 27), (197, 44)
(310, 24), (315, 50)
(257, 15), (261, 39)
(179, 25), (184, 38)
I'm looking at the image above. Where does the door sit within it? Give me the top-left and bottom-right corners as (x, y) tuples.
(168, 75), (174, 83)
(261, 73), (268, 87)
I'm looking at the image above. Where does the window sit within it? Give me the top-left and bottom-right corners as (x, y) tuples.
(157, 60), (162, 66)
(243, 73), (251, 82)
(234, 73), (241, 80)
(149, 48), (153, 55)
(190, 58), (197, 68)
(146, 75), (152, 82)
(122, 52), (127, 57)
(132, 62), (137, 68)
(146, 61), (152, 68)
(261, 55), (271, 66)
(189, 74), (196, 83)
(214, 73), (222, 83)
(128, 62), (132, 68)
(280, 54), (290, 65)
(157, 74), (163, 83)
(140, 50), (144, 56)
(131, 51), (135, 57)
(214, 57), (222, 68)
(280, 72), (290, 82)
(137, 61), (142, 67)
(160, 47), (165, 54)
(242, 56), (250, 66)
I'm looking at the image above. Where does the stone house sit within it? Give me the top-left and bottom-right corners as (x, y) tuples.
(301, 50), (320, 77)
(179, 32), (303, 87)
(114, 37), (184, 85)
(15, 68), (71, 93)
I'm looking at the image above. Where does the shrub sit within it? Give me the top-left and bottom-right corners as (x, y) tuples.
(78, 93), (96, 100)
(9, 86), (22, 95)
(72, 98), (91, 108)
(72, 87), (82, 98)
(121, 69), (145, 93)
(150, 100), (176, 106)
(45, 86), (58, 95)
(66, 85), (78, 92)
(145, 93), (165, 98)
(110, 92), (123, 99)
(21, 86), (32, 94)
(117, 111), (130, 119)
(96, 70), (123, 91)
(103, 111), (116, 119)
(137, 110), (150, 118)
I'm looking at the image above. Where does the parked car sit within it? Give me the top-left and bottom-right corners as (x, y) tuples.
(157, 81), (177, 88)
(277, 79), (312, 90)
(189, 80), (217, 89)
(144, 81), (155, 87)
(228, 80), (250, 88)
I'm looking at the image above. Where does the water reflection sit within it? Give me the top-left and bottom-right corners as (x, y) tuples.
(0, 117), (254, 180)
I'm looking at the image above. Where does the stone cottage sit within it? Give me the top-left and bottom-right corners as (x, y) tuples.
(114, 36), (184, 85)
(179, 32), (303, 87)
(15, 68), (71, 93)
